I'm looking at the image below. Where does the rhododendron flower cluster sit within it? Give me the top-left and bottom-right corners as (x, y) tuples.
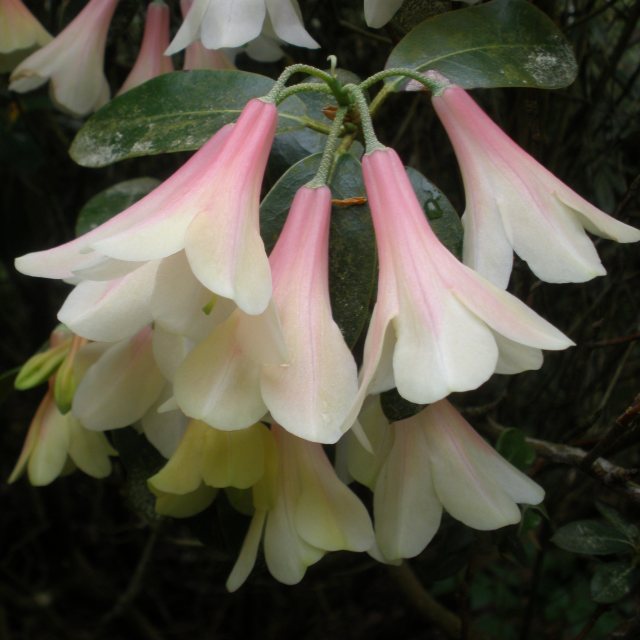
(8, 8), (639, 591)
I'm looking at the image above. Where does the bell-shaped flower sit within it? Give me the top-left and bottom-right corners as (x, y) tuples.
(72, 326), (167, 432)
(148, 420), (271, 517)
(117, 1), (174, 95)
(0, 0), (52, 63)
(227, 423), (374, 590)
(364, 0), (404, 28)
(342, 147), (573, 430)
(372, 400), (544, 562)
(431, 84), (640, 288)
(9, 0), (118, 116)
(165, 0), (319, 54)
(180, 0), (236, 70)
(15, 98), (278, 315)
(9, 384), (117, 487)
(175, 186), (359, 443)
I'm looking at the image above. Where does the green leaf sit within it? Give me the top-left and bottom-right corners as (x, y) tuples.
(70, 70), (315, 167)
(552, 520), (634, 556)
(260, 152), (377, 348)
(595, 501), (640, 544)
(495, 427), (536, 470)
(591, 562), (638, 604)
(405, 166), (463, 259)
(75, 177), (161, 236)
(385, 0), (577, 90)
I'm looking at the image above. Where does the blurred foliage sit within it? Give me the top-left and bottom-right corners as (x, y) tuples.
(1, 1), (639, 639)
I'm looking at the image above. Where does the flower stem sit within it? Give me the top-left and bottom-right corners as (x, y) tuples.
(306, 107), (348, 188)
(262, 64), (335, 103)
(359, 67), (451, 94)
(345, 85), (385, 154)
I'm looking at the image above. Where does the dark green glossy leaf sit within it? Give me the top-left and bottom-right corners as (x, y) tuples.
(70, 70), (314, 167)
(75, 177), (160, 236)
(496, 427), (536, 470)
(595, 501), (640, 544)
(591, 562), (638, 604)
(260, 152), (376, 348)
(552, 519), (634, 556)
(385, 0), (577, 90)
(406, 166), (463, 259)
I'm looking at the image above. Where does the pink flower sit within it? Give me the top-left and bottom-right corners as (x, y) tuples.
(341, 147), (573, 429)
(117, 1), (174, 95)
(15, 98), (278, 315)
(0, 0), (52, 58)
(371, 400), (544, 562)
(431, 84), (640, 288)
(9, 0), (118, 116)
(175, 186), (359, 443)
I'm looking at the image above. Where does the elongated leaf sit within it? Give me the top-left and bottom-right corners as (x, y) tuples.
(595, 501), (640, 544)
(70, 70), (314, 167)
(496, 428), (536, 470)
(591, 562), (638, 604)
(552, 519), (634, 556)
(260, 152), (377, 348)
(76, 178), (161, 236)
(385, 0), (577, 90)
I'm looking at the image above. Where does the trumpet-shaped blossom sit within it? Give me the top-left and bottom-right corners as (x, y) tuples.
(364, 0), (404, 28)
(341, 147), (573, 429)
(0, 0), (52, 57)
(227, 423), (374, 590)
(369, 400), (543, 562)
(181, 0), (236, 70)
(15, 98), (278, 315)
(9, 0), (118, 116)
(117, 1), (174, 95)
(174, 186), (359, 443)
(165, 0), (319, 54)
(431, 84), (640, 288)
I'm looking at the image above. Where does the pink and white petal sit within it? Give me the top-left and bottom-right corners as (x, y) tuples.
(67, 418), (116, 478)
(555, 190), (640, 242)
(493, 334), (543, 375)
(152, 328), (192, 381)
(141, 393), (189, 458)
(173, 317), (267, 430)
(452, 266), (573, 350)
(236, 302), (288, 365)
(201, 0), (265, 48)
(58, 261), (159, 342)
(393, 292), (499, 403)
(27, 407), (71, 486)
(165, 0), (209, 54)
(364, 0), (404, 28)
(293, 438), (374, 551)
(265, 0), (319, 48)
(72, 257), (142, 281)
(373, 420), (442, 561)
(185, 206), (272, 315)
(227, 508), (267, 592)
(423, 401), (542, 529)
(462, 186), (514, 289)
(72, 329), (165, 431)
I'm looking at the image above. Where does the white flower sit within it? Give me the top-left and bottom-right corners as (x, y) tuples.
(166, 0), (319, 54)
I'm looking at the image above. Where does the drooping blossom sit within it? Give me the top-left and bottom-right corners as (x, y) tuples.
(117, 1), (174, 95)
(174, 186), (359, 444)
(431, 83), (640, 288)
(227, 423), (374, 590)
(348, 400), (543, 562)
(341, 147), (573, 431)
(0, 0), (52, 59)
(181, 0), (235, 70)
(165, 0), (319, 54)
(15, 98), (278, 315)
(9, 0), (118, 116)
(363, 0), (404, 28)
